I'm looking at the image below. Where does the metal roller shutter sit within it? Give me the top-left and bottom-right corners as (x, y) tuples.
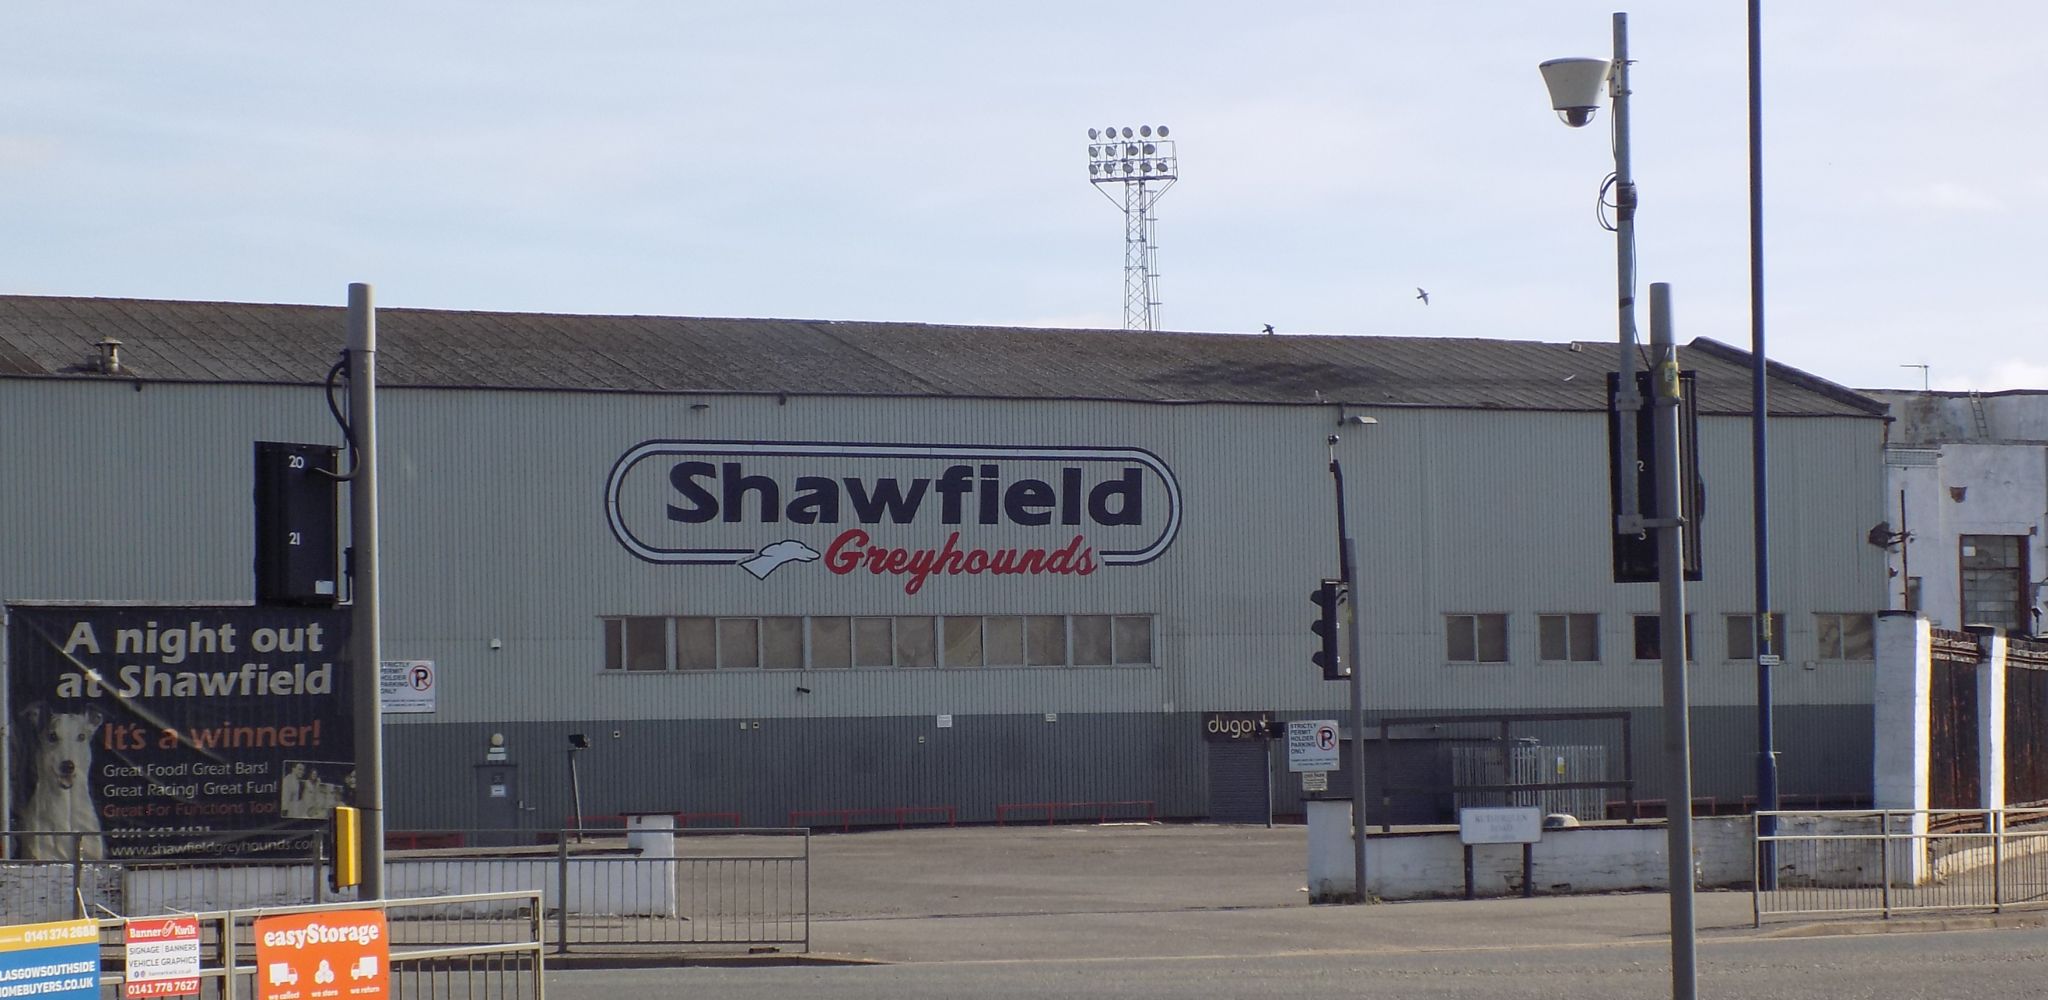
(1207, 741), (1270, 824)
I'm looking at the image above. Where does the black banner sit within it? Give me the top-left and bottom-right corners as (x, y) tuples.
(7, 605), (353, 860)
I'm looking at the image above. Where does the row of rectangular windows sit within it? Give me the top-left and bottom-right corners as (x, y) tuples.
(1444, 612), (1875, 664)
(603, 614), (1155, 672)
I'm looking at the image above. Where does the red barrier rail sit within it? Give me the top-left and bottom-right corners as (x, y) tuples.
(1606, 797), (1719, 820)
(788, 806), (958, 832)
(386, 831), (466, 850)
(995, 800), (1156, 826)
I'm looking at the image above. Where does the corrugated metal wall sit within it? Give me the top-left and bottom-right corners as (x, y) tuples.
(1, 376), (1889, 828)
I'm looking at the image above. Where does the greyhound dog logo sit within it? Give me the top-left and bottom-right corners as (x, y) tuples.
(739, 540), (821, 580)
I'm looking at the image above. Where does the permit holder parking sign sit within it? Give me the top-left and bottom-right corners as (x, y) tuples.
(1286, 720), (1340, 772)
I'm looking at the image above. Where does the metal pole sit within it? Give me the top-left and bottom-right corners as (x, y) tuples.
(569, 750), (586, 843)
(1748, 0), (1781, 894)
(1899, 490), (1911, 608)
(1264, 737), (1275, 829)
(1650, 283), (1698, 1000)
(1611, 11), (1643, 533)
(347, 282), (387, 899)
(1328, 436), (1370, 902)
(0, 608), (11, 856)
(556, 835), (570, 954)
(1342, 533), (1368, 901)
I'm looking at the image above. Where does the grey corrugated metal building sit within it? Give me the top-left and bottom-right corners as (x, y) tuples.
(0, 295), (1890, 830)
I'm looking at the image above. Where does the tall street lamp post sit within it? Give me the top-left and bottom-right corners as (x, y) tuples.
(1541, 15), (1699, 1000)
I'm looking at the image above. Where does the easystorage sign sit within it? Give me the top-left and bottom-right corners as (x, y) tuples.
(605, 441), (1182, 594)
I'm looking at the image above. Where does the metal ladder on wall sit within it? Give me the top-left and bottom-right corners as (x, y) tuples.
(1968, 391), (1991, 440)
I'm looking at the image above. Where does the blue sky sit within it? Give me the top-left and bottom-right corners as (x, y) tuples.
(4, 1), (2041, 391)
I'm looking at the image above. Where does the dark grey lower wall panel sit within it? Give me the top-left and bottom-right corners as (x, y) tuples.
(380, 704), (1876, 831)
(385, 713), (1207, 831)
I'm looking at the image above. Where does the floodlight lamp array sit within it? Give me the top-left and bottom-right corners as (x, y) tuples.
(1085, 125), (1176, 182)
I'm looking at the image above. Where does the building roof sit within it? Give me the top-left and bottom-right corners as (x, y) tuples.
(0, 294), (1885, 418)
(1862, 388), (2048, 445)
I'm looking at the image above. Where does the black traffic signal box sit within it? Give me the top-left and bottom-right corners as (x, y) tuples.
(254, 441), (341, 606)
(1310, 579), (1349, 680)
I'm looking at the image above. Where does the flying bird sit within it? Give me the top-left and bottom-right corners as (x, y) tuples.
(1415, 288), (1430, 305)
(1261, 324), (1275, 335)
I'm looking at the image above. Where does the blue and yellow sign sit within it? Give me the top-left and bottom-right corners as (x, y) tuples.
(0, 919), (100, 999)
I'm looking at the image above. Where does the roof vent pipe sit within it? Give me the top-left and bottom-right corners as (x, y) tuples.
(96, 337), (124, 374)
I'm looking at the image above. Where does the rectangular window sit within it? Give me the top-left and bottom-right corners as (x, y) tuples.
(896, 616), (936, 667)
(853, 617), (894, 667)
(627, 617), (671, 671)
(985, 616), (1024, 666)
(1113, 615), (1152, 665)
(1071, 615), (1113, 665)
(717, 618), (760, 669)
(1632, 614), (1694, 661)
(1815, 613), (1876, 660)
(1537, 613), (1599, 662)
(1960, 535), (2030, 632)
(810, 617), (852, 668)
(607, 612), (1160, 672)
(1446, 614), (1508, 663)
(943, 617), (983, 667)
(604, 619), (625, 670)
(1026, 615), (1067, 666)
(1725, 613), (1787, 661)
(761, 617), (804, 669)
(675, 617), (714, 671)
(1905, 577), (1923, 615)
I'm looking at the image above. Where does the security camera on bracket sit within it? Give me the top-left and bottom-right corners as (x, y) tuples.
(1539, 57), (1611, 128)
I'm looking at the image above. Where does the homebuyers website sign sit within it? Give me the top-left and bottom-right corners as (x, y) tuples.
(5, 605), (353, 860)
(0, 919), (99, 1000)
(605, 440), (1183, 594)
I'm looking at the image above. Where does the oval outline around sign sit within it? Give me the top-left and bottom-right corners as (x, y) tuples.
(604, 439), (1183, 567)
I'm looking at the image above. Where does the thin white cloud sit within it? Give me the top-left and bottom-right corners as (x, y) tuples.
(1932, 360), (2048, 393)
(1889, 182), (2003, 214)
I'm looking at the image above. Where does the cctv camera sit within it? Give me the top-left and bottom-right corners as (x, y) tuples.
(1539, 57), (1609, 130)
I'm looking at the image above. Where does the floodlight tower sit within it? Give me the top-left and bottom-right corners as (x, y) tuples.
(1087, 125), (1178, 331)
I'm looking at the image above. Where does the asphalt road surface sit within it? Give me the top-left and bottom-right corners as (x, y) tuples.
(533, 824), (2048, 998)
(549, 927), (2048, 999)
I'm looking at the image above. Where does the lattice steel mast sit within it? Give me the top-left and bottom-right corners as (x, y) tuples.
(1087, 125), (1178, 331)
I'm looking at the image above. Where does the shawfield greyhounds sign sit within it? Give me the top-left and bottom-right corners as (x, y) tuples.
(605, 441), (1182, 594)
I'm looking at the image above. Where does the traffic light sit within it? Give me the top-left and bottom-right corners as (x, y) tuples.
(328, 805), (361, 893)
(1310, 579), (1349, 680)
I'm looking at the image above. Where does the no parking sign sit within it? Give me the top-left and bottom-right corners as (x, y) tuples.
(378, 660), (436, 715)
(1286, 720), (1340, 772)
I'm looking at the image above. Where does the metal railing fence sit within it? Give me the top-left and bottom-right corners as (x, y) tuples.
(6, 827), (810, 953)
(70, 890), (545, 1000)
(1753, 807), (2048, 925)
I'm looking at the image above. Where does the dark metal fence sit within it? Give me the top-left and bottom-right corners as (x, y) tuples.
(2006, 640), (2048, 804)
(1378, 711), (1637, 828)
